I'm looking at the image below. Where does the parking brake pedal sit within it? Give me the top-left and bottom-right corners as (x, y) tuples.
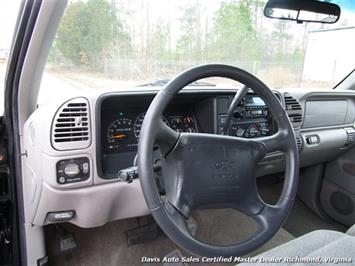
(126, 221), (159, 246)
(53, 225), (77, 255)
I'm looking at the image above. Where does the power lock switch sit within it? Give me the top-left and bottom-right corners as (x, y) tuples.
(57, 157), (90, 184)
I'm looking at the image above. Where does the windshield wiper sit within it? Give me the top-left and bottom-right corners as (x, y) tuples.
(137, 79), (215, 87)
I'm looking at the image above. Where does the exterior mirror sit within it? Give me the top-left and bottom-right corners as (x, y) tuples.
(264, 0), (341, 24)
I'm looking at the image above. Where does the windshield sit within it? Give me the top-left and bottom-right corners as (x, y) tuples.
(40, 0), (355, 102)
(0, 1), (21, 114)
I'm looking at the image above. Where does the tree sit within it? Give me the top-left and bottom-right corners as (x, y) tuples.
(176, 3), (203, 60)
(208, 1), (257, 61)
(271, 20), (293, 60)
(250, 0), (267, 61)
(148, 19), (170, 60)
(56, 0), (130, 69)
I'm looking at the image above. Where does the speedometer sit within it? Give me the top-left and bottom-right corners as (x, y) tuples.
(107, 118), (133, 150)
(134, 112), (169, 140)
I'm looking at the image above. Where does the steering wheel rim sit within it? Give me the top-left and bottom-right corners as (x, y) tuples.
(138, 64), (299, 257)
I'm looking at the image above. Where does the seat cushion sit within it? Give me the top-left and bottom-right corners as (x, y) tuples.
(346, 224), (355, 236)
(240, 230), (355, 265)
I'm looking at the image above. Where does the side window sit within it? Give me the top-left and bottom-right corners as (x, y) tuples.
(0, 1), (21, 114)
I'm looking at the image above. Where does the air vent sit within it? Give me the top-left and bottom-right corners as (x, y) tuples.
(345, 128), (355, 145)
(284, 93), (303, 129)
(296, 137), (303, 151)
(51, 98), (91, 150)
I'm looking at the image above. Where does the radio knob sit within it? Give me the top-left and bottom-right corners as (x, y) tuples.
(236, 128), (245, 137)
(64, 163), (81, 178)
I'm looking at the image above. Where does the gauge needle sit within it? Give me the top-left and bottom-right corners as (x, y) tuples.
(111, 134), (126, 139)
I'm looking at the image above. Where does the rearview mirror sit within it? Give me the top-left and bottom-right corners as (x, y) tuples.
(264, 0), (341, 24)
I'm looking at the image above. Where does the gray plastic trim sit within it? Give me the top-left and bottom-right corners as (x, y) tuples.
(17, 0), (68, 265)
(34, 180), (150, 227)
(303, 100), (348, 128)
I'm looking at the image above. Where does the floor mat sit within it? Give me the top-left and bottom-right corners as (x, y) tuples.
(46, 208), (294, 266)
(283, 197), (346, 237)
(163, 250), (187, 266)
(46, 178), (348, 265)
(257, 177), (347, 237)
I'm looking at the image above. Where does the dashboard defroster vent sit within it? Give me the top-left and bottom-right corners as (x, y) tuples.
(51, 98), (91, 150)
(345, 128), (355, 146)
(284, 93), (303, 129)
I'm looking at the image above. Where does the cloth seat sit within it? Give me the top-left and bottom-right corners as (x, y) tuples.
(240, 229), (355, 265)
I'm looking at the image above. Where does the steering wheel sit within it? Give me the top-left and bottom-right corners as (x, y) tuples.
(138, 64), (299, 257)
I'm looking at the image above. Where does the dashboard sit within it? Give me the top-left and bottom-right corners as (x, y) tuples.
(21, 87), (355, 228)
(98, 93), (278, 178)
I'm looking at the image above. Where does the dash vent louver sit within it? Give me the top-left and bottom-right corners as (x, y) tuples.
(296, 136), (303, 151)
(51, 98), (91, 150)
(284, 93), (303, 129)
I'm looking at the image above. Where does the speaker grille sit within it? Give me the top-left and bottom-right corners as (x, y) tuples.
(330, 191), (354, 216)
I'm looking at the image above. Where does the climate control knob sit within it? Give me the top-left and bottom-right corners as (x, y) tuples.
(247, 124), (261, 138)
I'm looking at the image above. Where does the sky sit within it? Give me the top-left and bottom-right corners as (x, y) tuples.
(330, 0), (355, 11)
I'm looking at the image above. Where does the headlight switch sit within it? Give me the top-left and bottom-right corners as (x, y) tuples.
(56, 157), (90, 184)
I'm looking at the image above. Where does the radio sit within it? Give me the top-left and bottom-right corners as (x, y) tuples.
(243, 95), (268, 118)
(216, 94), (276, 139)
(244, 105), (268, 118)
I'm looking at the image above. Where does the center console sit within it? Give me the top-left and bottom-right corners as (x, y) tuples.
(216, 94), (277, 138)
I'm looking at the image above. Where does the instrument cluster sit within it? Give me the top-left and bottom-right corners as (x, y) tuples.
(103, 109), (197, 154)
